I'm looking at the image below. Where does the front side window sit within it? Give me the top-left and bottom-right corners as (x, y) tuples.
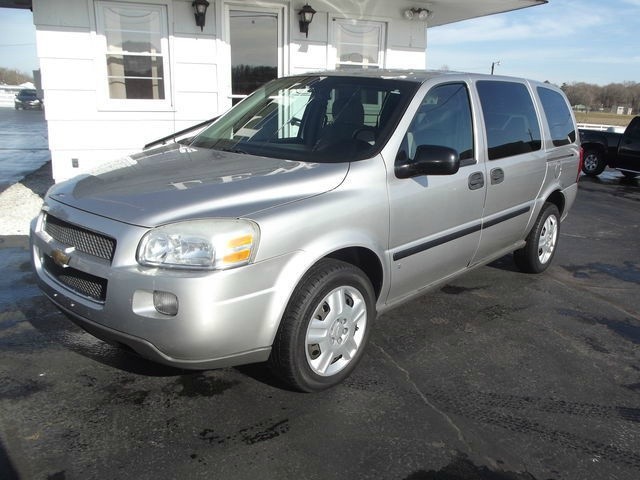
(96, 1), (169, 100)
(398, 83), (475, 165)
(537, 87), (576, 147)
(333, 19), (386, 70)
(477, 81), (541, 160)
(190, 76), (418, 163)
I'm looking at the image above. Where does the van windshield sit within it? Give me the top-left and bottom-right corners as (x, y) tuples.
(190, 75), (418, 163)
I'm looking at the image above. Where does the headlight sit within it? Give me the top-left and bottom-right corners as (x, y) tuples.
(137, 219), (259, 270)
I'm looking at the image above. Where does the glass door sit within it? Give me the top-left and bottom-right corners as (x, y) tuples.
(226, 6), (283, 105)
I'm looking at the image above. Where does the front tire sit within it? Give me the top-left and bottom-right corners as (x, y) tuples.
(582, 148), (606, 176)
(269, 259), (375, 392)
(514, 203), (560, 274)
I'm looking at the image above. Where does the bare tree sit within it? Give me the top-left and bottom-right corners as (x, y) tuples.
(0, 67), (33, 85)
(561, 81), (638, 113)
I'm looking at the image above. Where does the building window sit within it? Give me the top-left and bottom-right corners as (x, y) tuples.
(96, 1), (169, 100)
(332, 19), (385, 70)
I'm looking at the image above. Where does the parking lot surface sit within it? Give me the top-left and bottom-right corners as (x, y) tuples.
(1, 172), (639, 480)
(0, 107), (49, 192)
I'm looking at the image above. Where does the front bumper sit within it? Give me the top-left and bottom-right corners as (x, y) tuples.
(30, 204), (300, 369)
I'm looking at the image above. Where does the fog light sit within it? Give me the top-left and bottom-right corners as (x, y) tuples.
(153, 291), (179, 316)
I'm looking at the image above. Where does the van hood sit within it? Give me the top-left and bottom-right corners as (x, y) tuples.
(47, 144), (349, 227)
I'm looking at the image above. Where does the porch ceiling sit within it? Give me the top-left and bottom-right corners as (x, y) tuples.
(414, 0), (548, 27)
(0, 0), (548, 24)
(0, 0), (31, 8)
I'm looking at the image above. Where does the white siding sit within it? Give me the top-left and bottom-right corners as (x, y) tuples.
(34, 0), (431, 181)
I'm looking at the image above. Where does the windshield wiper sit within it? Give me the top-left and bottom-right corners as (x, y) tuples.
(219, 147), (248, 154)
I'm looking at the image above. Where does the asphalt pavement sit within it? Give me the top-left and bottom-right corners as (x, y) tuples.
(0, 130), (639, 479)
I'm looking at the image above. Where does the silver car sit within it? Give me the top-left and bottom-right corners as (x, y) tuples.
(31, 71), (580, 391)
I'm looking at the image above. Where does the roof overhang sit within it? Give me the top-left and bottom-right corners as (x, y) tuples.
(0, 0), (548, 22)
(415, 0), (548, 27)
(0, 0), (31, 9)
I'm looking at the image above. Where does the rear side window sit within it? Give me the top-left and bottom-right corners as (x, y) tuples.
(477, 81), (541, 160)
(537, 87), (576, 147)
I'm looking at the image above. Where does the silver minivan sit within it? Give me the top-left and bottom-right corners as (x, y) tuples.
(31, 71), (580, 391)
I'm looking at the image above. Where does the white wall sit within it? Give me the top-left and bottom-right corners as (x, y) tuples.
(33, 0), (429, 181)
(289, 0), (426, 74)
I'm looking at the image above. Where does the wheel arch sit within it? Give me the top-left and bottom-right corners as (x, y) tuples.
(325, 246), (384, 300)
(545, 189), (566, 216)
(581, 140), (606, 155)
(262, 241), (387, 348)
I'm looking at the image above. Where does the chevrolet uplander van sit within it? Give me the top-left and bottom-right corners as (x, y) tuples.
(31, 71), (581, 391)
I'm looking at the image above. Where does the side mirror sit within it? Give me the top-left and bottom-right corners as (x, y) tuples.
(395, 145), (460, 179)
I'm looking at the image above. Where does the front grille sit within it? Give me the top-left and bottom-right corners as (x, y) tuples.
(42, 255), (108, 302)
(44, 214), (116, 262)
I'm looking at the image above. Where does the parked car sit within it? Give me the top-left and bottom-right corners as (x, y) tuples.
(580, 116), (640, 178)
(14, 89), (43, 110)
(30, 71), (580, 391)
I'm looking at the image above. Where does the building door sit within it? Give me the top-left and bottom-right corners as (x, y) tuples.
(225, 4), (285, 105)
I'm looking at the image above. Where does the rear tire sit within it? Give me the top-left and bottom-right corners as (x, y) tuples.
(269, 259), (375, 392)
(582, 148), (606, 176)
(514, 203), (560, 274)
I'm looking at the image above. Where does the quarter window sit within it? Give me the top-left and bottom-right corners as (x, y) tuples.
(537, 87), (576, 146)
(96, 2), (169, 100)
(477, 81), (541, 160)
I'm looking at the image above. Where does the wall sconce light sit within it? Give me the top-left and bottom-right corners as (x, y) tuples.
(403, 8), (431, 21)
(192, 0), (210, 31)
(299, 3), (316, 38)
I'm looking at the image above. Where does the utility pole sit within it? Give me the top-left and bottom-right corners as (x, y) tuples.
(491, 60), (501, 75)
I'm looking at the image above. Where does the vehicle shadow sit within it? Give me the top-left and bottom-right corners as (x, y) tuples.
(487, 254), (520, 273)
(23, 299), (188, 377)
(21, 297), (278, 386)
(580, 171), (639, 187)
(0, 440), (19, 480)
(234, 363), (294, 391)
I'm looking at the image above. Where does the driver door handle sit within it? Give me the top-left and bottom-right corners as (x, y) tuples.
(468, 172), (484, 190)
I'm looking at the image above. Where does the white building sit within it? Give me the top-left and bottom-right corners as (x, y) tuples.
(1, 0), (546, 181)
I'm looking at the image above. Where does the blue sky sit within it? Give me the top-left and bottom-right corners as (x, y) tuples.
(1, 1), (639, 86)
(427, 0), (640, 85)
(0, 8), (37, 75)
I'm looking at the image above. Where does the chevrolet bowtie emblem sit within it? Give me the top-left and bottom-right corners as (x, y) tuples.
(51, 247), (74, 268)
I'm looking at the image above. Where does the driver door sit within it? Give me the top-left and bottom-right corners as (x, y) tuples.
(386, 82), (486, 304)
